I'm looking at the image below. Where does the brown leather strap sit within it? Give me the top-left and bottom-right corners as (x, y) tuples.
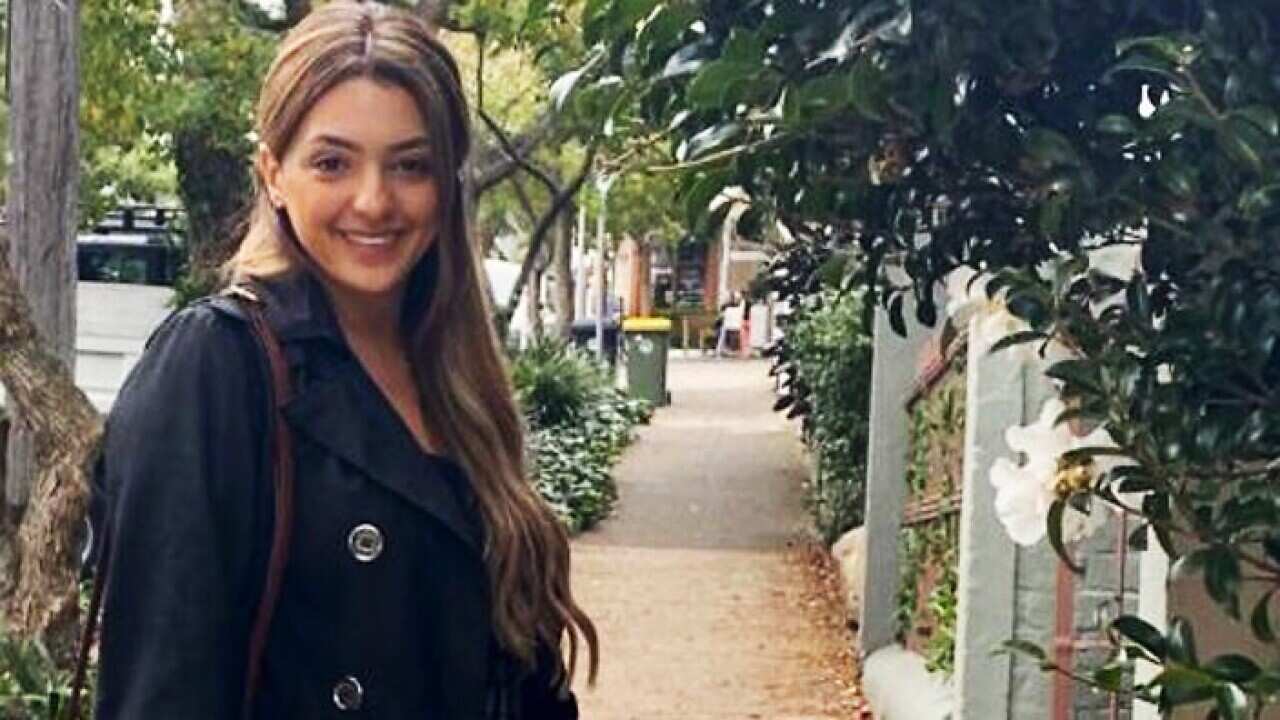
(66, 290), (296, 720)
(240, 295), (296, 720)
(67, 522), (110, 720)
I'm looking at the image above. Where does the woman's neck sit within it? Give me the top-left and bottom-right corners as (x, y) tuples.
(325, 283), (404, 351)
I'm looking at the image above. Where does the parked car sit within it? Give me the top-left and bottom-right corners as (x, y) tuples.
(73, 206), (183, 411)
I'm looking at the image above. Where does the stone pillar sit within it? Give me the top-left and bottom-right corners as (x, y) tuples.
(859, 301), (933, 654)
(953, 333), (1025, 719)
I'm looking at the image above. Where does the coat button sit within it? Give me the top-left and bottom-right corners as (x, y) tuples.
(347, 523), (384, 563)
(332, 675), (364, 711)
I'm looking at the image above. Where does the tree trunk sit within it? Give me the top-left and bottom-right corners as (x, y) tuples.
(526, 268), (543, 340)
(552, 207), (574, 339)
(0, 231), (102, 655)
(173, 126), (254, 299)
(5, 0), (79, 531)
(2, 0), (99, 656)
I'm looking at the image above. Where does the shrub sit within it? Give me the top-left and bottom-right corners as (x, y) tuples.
(510, 339), (652, 532)
(778, 290), (874, 544)
(510, 338), (611, 430)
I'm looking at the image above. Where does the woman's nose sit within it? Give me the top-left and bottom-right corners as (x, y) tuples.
(352, 166), (393, 221)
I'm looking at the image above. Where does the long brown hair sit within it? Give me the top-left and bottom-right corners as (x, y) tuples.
(227, 1), (597, 686)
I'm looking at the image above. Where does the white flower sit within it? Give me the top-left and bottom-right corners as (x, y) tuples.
(989, 398), (1133, 547)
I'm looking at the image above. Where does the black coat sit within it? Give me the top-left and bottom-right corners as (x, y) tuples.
(91, 271), (577, 719)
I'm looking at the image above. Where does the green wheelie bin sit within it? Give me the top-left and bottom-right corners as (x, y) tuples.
(622, 316), (672, 406)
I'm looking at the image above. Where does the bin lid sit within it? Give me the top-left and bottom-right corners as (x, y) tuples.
(622, 317), (672, 332)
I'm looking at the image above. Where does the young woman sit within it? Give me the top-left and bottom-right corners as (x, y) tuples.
(91, 3), (597, 717)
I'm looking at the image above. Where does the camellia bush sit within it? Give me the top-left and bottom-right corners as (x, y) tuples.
(561, 0), (1280, 716)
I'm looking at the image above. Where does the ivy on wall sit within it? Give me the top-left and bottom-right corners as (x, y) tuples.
(897, 358), (966, 677)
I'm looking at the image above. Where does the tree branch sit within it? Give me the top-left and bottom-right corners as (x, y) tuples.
(471, 107), (561, 195)
(504, 143), (598, 314)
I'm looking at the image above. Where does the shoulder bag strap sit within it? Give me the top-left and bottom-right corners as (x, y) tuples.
(65, 288), (297, 720)
(236, 288), (296, 720)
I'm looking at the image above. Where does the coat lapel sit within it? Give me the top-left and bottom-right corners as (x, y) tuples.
(282, 373), (484, 557)
(249, 272), (484, 558)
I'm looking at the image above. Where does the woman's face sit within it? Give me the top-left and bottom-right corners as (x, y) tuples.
(260, 76), (441, 304)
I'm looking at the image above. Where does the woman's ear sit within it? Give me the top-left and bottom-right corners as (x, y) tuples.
(257, 144), (286, 210)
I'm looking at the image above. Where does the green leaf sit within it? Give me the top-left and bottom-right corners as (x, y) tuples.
(1204, 654), (1261, 684)
(998, 638), (1048, 662)
(549, 53), (600, 110)
(817, 0), (896, 63)
(1104, 52), (1182, 84)
(1218, 117), (1268, 176)
(1250, 590), (1276, 643)
(662, 41), (712, 79)
(988, 330), (1047, 355)
(680, 171), (730, 228)
(721, 28), (765, 63)
(524, 0), (552, 28)
(1023, 128), (1081, 170)
(848, 53), (891, 122)
(1215, 682), (1250, 720)
(1203, 546), (1242, 619)
(635, 4), (697, 65)
(1097, 114), (1137, 135)
(785, 70), (854, 126)
(1156, 159), (1197, 198)
(1092, 663), (1126, 691)
(681, 122), (742, 161)
(1232, 105), (1280, 137)
(1154, 665), (1216, 705)
(685, 60), (761, 110)
(1115, 35), (1198, 66)
(1168, 617), (1198, 667)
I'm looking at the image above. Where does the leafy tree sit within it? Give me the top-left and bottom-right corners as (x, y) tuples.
(577, 0), (1280, 716)
(80, 0), (176, 221)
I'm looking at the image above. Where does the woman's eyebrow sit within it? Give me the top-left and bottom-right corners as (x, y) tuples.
(307, 134), (431, 152)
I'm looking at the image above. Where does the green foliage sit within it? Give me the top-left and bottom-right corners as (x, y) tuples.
(0, 586), (95, 719)
(579, 0), (1280, 713)
(511, 338), (652, 532)
(526, 391), (650, 533)
(0, 627), (73, 720)
(896, 369), (965, 679)
(511, 337), (612, 427)
(80, 0), (178, 221)
(781, 290), (873, 544)
(896, 518), (959, 678)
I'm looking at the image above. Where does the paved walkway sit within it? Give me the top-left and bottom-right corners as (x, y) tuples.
(571, 357), (853, 719)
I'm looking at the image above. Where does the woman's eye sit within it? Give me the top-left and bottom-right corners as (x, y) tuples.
(311, 155), (348, 174)
(392, 156), (433, 176)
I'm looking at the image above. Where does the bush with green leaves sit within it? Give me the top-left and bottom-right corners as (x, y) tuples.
(0, 628), (72, 720)
(511, 338), (652, 533)
(774, 289), (874, 545)
(510, 338), (614, 429)
(568, 0), (1280, 715)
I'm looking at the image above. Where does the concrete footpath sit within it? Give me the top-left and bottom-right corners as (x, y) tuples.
(571, 357), (857, 719)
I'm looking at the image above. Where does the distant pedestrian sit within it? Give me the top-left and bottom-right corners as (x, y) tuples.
(716, 293), (744, 357)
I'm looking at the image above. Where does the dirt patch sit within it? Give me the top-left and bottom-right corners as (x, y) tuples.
(782, 539), (872, 719)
